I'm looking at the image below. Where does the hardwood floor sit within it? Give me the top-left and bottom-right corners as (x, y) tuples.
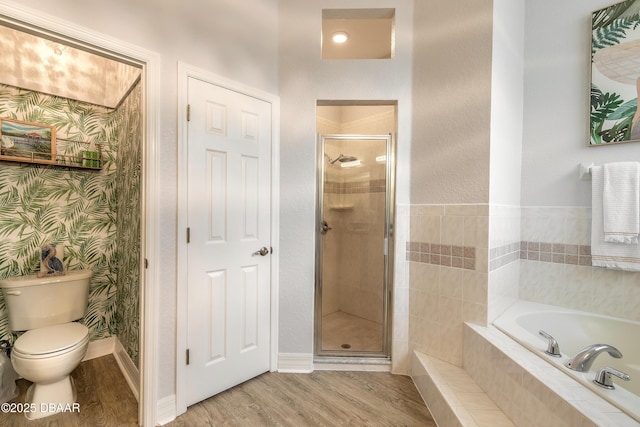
(166, 370), (436, 427)
(0, 355), (138, 427)
(1, 356), (435, 426)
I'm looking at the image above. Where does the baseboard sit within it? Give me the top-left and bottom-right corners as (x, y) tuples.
(83, 336), (115, 361)
(81, 336), (140, 403)
(156, 394), (177, 426)
(113, 338), (140, 401)
(277, 353), (314, 373)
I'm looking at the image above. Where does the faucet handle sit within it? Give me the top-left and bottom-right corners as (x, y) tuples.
(538, 330), (561, 357)
(593, 366), (630, 390)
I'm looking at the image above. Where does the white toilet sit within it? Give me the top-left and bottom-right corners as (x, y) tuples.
(0, 269), (92, 420)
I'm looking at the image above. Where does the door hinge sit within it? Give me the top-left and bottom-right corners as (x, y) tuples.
(187, 227), (191, 244)
(144, 258), (149, 269)
(186, 348), (190, 365)
(186, 104), (191, 122)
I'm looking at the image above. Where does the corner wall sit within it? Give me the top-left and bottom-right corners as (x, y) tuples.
(0, 84), (120, 344)
(114, 82), (143, 367)
(15, 0), (280, 400)
(408, 0), (520, 371)
(278, 0), (414, 362)
(521, 0), (640, 316)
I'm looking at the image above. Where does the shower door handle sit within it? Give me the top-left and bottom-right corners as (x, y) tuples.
(320, 220), (332, 235)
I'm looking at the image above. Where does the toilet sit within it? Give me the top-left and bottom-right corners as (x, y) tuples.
(0, 269), (92, 420)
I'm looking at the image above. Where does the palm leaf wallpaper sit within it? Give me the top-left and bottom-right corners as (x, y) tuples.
(0, 82), (141, 367)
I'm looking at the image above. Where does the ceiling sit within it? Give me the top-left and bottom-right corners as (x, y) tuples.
(0, 24), (141, 109)
(0, 9), (393, 105)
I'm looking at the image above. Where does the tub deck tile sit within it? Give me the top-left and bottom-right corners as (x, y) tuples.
(464, 322), (640, 427)
(412, 351), (515, 427)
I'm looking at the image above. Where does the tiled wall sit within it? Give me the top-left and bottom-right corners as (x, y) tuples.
(406, 202), (640, 426)
(406, 242), (477, 270)
(488, 205), (521, 322)
(392, 205), (410, 373)
(318, 114), (391, 325)
(322, 188), (386, 323)
(406, 202), (640, 422)
(520, 207), (640, 321)
(325, 179), (386, 194)
(406, 204), (490, 367)
(405, 203), (640, 366)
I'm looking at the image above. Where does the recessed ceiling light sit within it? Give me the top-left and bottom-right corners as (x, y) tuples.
(332, 32), (349, 43)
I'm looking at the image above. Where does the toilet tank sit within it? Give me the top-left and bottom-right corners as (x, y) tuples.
(0, 270), (92, 331)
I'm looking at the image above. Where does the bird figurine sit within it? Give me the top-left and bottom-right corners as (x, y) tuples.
(38, 243), (65, 277)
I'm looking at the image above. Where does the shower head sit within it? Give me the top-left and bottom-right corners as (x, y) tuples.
(336, 155), (358, 163)
(326, 153), (358, 164)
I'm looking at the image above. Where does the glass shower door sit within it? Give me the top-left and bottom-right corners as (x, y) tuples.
(315, 134), (394, 358)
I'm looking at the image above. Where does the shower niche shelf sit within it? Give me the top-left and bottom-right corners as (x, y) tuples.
(329, 204), (354, 211)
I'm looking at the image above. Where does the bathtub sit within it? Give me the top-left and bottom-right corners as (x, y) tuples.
(493, 300), (640, 423)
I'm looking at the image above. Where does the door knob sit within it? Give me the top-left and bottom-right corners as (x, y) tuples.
(253, 247), (270, 256)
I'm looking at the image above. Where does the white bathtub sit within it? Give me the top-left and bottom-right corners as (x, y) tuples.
(493, 300), (640, 423)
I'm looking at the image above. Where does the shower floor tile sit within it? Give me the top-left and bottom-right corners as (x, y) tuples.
(322, 311), (383, 352)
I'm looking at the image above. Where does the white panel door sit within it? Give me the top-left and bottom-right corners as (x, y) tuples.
(187, 77), (272, 406)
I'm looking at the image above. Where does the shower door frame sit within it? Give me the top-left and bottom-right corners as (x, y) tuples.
(314, 133), (395, 359)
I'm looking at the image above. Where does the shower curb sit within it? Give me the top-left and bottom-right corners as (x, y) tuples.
(314, 357), (391, 372)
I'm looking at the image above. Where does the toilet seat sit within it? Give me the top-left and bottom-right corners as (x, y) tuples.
(13, 323), (89, 359)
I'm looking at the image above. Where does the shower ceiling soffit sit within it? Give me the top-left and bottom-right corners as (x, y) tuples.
(0, 24), (141, 109)
(322, 8), (395, 60)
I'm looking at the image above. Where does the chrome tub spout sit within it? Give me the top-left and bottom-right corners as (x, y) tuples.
(566, 344), (623, 372)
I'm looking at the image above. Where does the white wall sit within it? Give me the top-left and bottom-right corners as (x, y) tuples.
(11, 0), (279, 400)
(278, 0), (414, 354)
(411, 0), (493, 204)
(489, 0), (525, 206)
(522, 0), (639, 207)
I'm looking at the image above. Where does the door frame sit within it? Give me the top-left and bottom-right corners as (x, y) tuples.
(0, 2), (161, 426)
(176, 62), (280, 416)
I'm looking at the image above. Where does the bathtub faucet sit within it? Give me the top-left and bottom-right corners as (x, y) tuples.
(593, 366), (630, 390)
(565, 344), (623, 372)
(538, 330), (561, 357)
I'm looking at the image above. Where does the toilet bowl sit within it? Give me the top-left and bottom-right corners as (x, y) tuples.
(0, 269), (93, 420)
(11, 322), (89, 420)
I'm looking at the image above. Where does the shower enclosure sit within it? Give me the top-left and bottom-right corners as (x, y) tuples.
(315, 134), (395, 359)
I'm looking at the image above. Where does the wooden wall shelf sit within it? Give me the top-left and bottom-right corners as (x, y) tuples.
(0, 140), (102, 170)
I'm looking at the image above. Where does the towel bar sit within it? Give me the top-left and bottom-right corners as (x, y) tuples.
(580, 162), (594, 180)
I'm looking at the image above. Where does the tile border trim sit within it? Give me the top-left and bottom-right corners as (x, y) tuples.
(406, 241), (476, 270)
(407, 240), (594, 271)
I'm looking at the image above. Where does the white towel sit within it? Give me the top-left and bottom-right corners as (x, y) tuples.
(603, 162), (640, 244)
(591, 166), (640, 271)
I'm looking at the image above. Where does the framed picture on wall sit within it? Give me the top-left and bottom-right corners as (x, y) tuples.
(590, 0), (640, 145)
(0, 118), (56, 164)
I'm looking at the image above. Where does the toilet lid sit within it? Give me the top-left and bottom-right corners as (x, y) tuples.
(14, 323), (89, 356)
